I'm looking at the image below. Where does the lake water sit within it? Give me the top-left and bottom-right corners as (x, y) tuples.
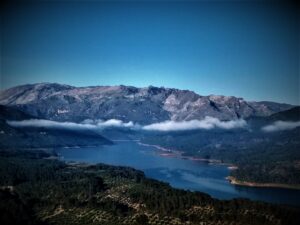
(56, 141), (300, 206)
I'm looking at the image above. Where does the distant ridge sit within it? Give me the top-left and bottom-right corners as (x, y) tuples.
(268, 106), (300, 121)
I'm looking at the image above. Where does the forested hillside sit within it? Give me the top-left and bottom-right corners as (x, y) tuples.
(141, 108), (300, 186)
(0, 149), (299, 225)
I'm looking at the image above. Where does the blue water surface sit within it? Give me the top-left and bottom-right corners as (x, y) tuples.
(56, 141), (300, 206)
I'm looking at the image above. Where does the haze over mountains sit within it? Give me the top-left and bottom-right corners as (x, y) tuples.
(0, 83), (293, 124)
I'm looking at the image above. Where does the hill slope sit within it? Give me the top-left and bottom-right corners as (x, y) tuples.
(0, 105), (112, 149)
(141, 107), (300, 185)
(0, 150), (299, 225)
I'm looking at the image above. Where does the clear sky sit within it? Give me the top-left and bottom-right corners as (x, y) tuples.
(1, 0), (299, 104)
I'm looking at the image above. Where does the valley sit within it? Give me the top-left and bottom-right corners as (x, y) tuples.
(0, 83), (299, 225)
(1, 149), (299, 225)
(2, 0), (299, 223)
(56, 141), (300, 206)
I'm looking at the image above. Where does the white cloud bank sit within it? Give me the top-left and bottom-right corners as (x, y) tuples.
(7, 117), (247, 132)
(8, 118), (300, 133)
(7, 119), (135, 130)
(262, 121), (300, 132)
(142, 117), (247, 131)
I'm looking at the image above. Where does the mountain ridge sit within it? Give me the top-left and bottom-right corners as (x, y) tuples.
(0, 83), (294, 124)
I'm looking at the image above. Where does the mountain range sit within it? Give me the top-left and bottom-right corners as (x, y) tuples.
(0, 83), (293, 124)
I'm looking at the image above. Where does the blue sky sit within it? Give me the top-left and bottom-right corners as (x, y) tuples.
(1, 0), (299, 104)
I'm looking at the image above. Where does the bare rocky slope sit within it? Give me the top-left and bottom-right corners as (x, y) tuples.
(0, 83), (293, 124)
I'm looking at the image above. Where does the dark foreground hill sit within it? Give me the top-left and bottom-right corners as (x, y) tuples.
(0, 149), (299, 225)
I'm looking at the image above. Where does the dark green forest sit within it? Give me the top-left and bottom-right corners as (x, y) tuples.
(0, 149), (299, 225)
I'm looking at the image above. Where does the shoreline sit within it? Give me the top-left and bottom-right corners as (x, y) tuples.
(227, 176), (300, 190)
(56, 141), (300, 191)
(137, 141), (300, 191)
(136, 141), (233, 166)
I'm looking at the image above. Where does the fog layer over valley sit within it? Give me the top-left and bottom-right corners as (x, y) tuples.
(262, 121), (300, 132)
(7, 116), (300, 133)
(1, 84), (299, 193)
(7, 117), (249, 132)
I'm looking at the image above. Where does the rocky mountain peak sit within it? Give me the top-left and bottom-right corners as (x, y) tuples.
(0, 83), (294, 124)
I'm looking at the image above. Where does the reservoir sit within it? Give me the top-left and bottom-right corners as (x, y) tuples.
(56, 141), (300, 207)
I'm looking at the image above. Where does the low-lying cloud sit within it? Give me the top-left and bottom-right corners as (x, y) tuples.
(262, 121), (300, 132)
(8, 118), (300, 134)
(7, 119), (135, 130)
(7, 117), (247, 132)
(81, 119), (134, 128)
(142, 117), (247, 131)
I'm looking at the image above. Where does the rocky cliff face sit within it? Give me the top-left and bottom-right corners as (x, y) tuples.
(0, 83), (293, 124)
